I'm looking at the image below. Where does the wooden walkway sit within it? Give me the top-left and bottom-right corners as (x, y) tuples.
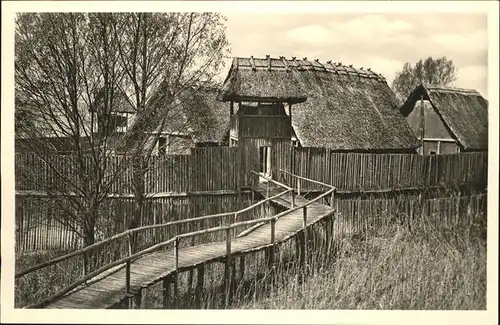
(42, 185), (334, 309)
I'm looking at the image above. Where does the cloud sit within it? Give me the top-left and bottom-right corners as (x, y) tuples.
(455, 65), (488, 98)
(285, 25), (332, 45)
(222, 13), (488, 96)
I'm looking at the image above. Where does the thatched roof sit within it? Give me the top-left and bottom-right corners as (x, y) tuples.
(219, 56), (419, 151)
(400, 84), (488, 151)
(149, 86), (229, 144)
(217, 56), (308, 104)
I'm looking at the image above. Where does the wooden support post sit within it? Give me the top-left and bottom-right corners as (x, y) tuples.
(162, 277), (171, 309)
(290, 190), (295, 207)
(173, 237), (179, 308)
(233, 213), (238, 238)
(134, 290), (142, 309)
(230, 260), (237, 301)
(239, 255), (245, 282)
(297, 177), (301, 196)
(268, 217), (276, 268)
(125, 260), (131, 294)
(224, 227), (232, 308)
(195, 265), (205, 309)
(302, 206), (308, 273)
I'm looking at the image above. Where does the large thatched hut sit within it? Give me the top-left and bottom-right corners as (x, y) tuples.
(217, 55), (419, 183)
(399, 83), (488, 154)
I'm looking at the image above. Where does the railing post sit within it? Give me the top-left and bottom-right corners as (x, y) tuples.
(291, 190), (295, 208)
(330, 188), (335, 209)
(233, 212), (238, 238)
(126, 233), (132, 298)
(224, 226), (233, 308)
(297, 177), (301, 196)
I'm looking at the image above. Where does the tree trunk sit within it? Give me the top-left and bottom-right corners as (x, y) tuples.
(130, 155), (146, 253)
(83, 213), (96, 274)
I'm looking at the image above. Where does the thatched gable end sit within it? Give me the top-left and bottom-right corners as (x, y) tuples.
(217, 56), (308, 104)
(400, 84), (488, 151)
(219, 56), (419, 151)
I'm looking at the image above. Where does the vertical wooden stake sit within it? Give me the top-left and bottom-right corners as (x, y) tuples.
(195, 265), (205, 309)
(290, 190), (295, 207)
(297, 177), (301, 196)
(420, 93), (425, 154)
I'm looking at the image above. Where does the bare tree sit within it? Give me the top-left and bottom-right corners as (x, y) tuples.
(391, 56), (458, 103)
(15, 12), (230, 254)
(110, 13), (230, 249)
(15, 13), (130, 254)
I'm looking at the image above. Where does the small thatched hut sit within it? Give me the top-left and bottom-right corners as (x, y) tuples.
(399, 84), (488, 154)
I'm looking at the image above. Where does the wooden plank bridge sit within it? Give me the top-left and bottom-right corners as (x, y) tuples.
(15, 170), (337, 309)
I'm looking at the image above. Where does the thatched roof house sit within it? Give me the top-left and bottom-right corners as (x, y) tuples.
(126, 86), (229, 155)
(218, 56), (419, 152)
(399, 84), (488, 153)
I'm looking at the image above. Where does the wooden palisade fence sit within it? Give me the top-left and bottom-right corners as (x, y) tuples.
(14, 148), (488, 252)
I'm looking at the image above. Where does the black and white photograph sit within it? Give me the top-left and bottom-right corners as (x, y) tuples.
(1, 1), (498, 324)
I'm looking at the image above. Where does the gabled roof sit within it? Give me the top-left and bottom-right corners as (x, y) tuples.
(92, 87), (136, 114)
(400, 84), (488, 151)
(146, 85), (229, 143)
(218, 56), (419, 151)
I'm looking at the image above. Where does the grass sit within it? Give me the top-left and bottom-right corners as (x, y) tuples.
(232, 220), (487, 310)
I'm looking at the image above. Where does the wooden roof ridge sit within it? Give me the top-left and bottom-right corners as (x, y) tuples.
(250, 55), (256, 71)
(423, 83), (482, 96)
(281, 56), (291, 72)
(231, 56), (387, 82)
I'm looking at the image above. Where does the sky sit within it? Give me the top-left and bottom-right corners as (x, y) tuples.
(221, 13), (488, 98)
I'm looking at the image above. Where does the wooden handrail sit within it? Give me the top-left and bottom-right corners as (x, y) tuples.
(279, 169), (336, 190)
(249, 170), (293, 191)
(236, 189), (291, 215)
(16, 190), (291, 278)
(26, 237), (177, 309)
(19, 171), (334, 308)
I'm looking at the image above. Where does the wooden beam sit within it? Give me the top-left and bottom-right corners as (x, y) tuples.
(417, 137), (456, 143)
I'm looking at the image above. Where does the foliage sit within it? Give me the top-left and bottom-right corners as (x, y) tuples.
(391, 56), (458, 103)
